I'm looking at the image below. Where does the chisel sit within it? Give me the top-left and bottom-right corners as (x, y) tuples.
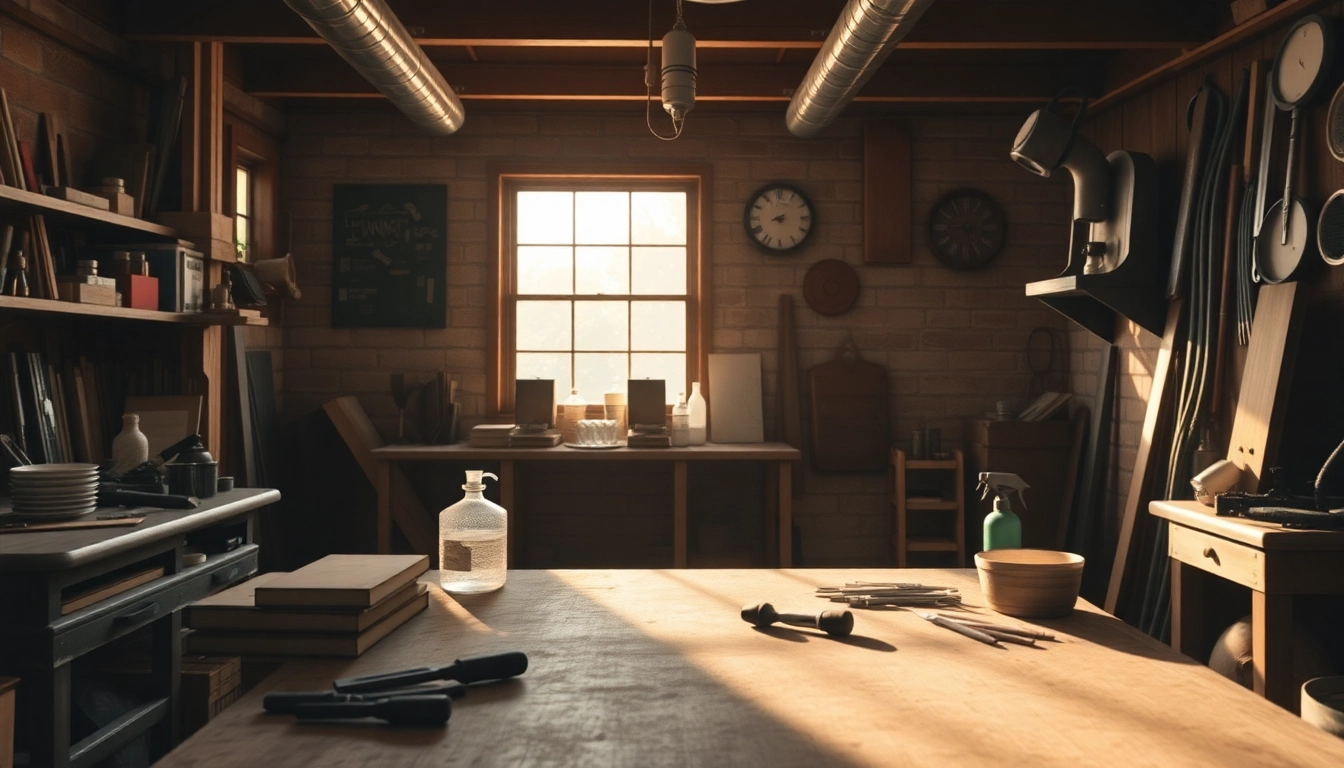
(264, 681), (466, 714)
(332, 650), (528, 693)
(295, 694), (452, 726)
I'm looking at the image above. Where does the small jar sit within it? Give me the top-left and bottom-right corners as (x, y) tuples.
(130, 252), (148, 276)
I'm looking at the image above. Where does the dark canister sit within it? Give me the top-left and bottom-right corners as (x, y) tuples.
(165, 438), (219, 498)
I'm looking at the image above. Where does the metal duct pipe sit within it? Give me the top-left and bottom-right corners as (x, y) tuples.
(785, 0), (936, 138)
(283, 0), (464, 135)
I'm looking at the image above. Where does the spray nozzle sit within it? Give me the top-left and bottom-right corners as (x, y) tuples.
(977, 472), (1029, 509)
(464, 470), (499, 490)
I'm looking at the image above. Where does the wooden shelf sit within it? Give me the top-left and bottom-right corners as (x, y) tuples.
(903, 539), (961, 553)
(1091, 0), (1333, 113)
(906, 459), (958, 470)
(0, 295), (268, 326)
(906, 498), (959, 511)
(0, 185), (177, 240)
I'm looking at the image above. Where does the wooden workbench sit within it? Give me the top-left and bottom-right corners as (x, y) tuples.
(371, 443), (801, 567)
(1152, 499), (1344, 713)
(158, 569), (1344, 767)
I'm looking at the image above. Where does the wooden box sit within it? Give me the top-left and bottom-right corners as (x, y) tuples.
(0, 677), (16, 768)
(57, 281), (116, 307)
(126, 274), (159, 310)
(966, 418), (1074, 549)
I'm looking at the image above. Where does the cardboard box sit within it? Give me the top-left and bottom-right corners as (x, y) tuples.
(57, 281), (117, 307)
(127, 274), (159, 310)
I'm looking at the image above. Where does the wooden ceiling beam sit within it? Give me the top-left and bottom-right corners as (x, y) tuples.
(123, 0), (1208, 51)
(244, 59), (1099, 104)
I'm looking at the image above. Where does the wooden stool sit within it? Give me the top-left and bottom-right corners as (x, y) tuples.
(891, 449), (965, 566)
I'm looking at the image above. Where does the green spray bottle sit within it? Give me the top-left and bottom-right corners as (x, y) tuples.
(977, 472), (1030, 551)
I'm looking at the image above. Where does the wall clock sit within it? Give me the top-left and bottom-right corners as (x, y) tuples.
(928, 188), (1006, 270)
(744, 182), (814, 253)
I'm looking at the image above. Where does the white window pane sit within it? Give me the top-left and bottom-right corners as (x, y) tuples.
(234, 215), (247, 246)
(517, 191), (573, 244)
(517, 246), (573, 295)
(517, 300), (572, 351)
(631, 354), (686, 404)
(631, 301), (685, 351)
(236, 167), (249, 216)
(575, 353), (627, 404)
(575, 191), (629, 245)
(516, 353), (571, 405)
(631, 247), (686, 295)
(631, 191), (685, 245)
(575, 301), (628, 351)
(575, 246), (629, 295)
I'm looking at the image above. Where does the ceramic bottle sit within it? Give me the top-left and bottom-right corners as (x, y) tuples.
(688, 382), (707, 445)
(111, 413), (149, 473)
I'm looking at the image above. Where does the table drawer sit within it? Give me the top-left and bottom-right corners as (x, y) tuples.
(50, 545), (258, 664)
(1169, 524), (1264, 590)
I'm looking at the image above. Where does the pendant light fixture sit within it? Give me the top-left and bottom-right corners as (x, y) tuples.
(647, 0), (696, 140)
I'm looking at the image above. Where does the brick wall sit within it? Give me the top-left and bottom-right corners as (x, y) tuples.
(280, 105), (1072, 566)
(0, 13), (147, 187)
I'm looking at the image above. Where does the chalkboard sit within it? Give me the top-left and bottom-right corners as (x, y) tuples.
(332, 184), (447, 328)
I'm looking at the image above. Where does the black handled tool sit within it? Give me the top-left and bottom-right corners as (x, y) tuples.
(332, 650), (528, 693)
(264, 682), (466, 714)
(97, 489), (199, 509)
(741, 602), (854, 637)
(295, 694), (452, 726)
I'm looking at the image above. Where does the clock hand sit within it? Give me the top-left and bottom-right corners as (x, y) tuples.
(772, 213), (787, 223)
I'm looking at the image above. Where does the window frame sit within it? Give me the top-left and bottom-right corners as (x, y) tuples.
(488, 163), (713, 415)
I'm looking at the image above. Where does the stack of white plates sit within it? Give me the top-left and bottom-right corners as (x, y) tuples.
(9, 463), (100, 520)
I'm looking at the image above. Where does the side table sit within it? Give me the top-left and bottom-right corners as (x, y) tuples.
(0, 488), (279, 768)
(1151, 499), (1344, 713)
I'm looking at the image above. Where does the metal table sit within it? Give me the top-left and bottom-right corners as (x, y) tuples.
(0, 488), (279, 768)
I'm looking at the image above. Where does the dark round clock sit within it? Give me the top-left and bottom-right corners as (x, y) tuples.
(928, 189), (1006, 270)
(744, 182), (814, 253)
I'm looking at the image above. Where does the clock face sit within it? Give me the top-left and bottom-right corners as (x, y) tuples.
(744, 183), (814, 253)
(1273, 16), (1333, 107)
(928, 189), (1006, 270)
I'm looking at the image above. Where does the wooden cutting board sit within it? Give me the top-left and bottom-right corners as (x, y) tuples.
(808, 337), (890, 473)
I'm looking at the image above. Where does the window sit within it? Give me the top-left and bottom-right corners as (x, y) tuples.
(491, 169), (711, 413)
(234, 164), (253, 262)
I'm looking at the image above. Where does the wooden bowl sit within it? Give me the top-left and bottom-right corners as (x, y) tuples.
(1302, 676), (1344, 738)
(974, 549), (1085, 618)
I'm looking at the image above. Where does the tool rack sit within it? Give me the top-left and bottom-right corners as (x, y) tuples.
(891, 448), (965, 567)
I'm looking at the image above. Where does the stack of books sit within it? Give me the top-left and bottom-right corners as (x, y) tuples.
(469, 423), (514, 447)
(184, 554), (430, 658)
(508, 426), (562, 447)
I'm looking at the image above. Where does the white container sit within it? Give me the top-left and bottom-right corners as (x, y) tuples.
(688, 381), (707, 445)
(604, 391), (628, 437)
(111, 413), (149, 473)
(439, 470), (507, 594)
(560, 388), (587, 445)
(672, 393), (690, 447)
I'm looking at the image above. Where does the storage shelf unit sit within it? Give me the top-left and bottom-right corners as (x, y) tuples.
(0, 185), (177, 240)
(891, 448), (965, 567)
(0, 295), (267, 326)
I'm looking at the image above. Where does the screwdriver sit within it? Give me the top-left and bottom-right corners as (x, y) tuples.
(333, 650), (528, 693)
(264, 681), (466, 714)
(295, 694), (452, 726)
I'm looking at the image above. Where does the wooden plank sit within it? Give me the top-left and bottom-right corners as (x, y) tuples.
(253, 554), (428, 608)
(152, 569), (1344, 768)
(1252, 590), (1297, 712)
(893, 449), (908, 567)
(322, 397), (439, 564)
(776, 295), (803, 495)
(1105, 300), (1181, 616)
(1150, 500), (1344, 551)
(863, 120), (912, 264)
(1091, 0), (1336, 114)
(1226, 283), (1302, 492)
(0, 676), (14, 768)
(1055, 405), (1088, 551)
(1170, 558), (1206, 661)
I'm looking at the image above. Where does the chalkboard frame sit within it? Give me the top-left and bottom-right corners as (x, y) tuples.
(331, 183), (448, 328)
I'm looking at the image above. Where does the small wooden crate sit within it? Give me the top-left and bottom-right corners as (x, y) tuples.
(0, 677), (17, 768)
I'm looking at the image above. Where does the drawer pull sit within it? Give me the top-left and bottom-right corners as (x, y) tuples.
(1202, 547), (1220, 565)
(112, 601), (161, 626)
(211, 566), (241, 586)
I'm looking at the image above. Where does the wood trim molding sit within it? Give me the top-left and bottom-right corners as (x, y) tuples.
(486, 162), (713, 416)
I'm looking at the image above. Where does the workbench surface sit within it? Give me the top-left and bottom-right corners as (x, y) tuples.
(159, 569), (1344, 767)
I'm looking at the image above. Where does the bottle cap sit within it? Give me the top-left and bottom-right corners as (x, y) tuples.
(464, 470), (499, 489)
(562, 388), (586, 407)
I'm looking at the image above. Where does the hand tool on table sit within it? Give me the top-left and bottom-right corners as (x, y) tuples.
(741, 602), (854, 637)
(97, 488), (199, 509)
(332, 650), (528, 694)
(815, 582), (962, 608)
(296, 694), (452, 726)
(265, 682), (467, 714)
(917, 612), (1002, 648)
(933, 613), (1056, 641)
